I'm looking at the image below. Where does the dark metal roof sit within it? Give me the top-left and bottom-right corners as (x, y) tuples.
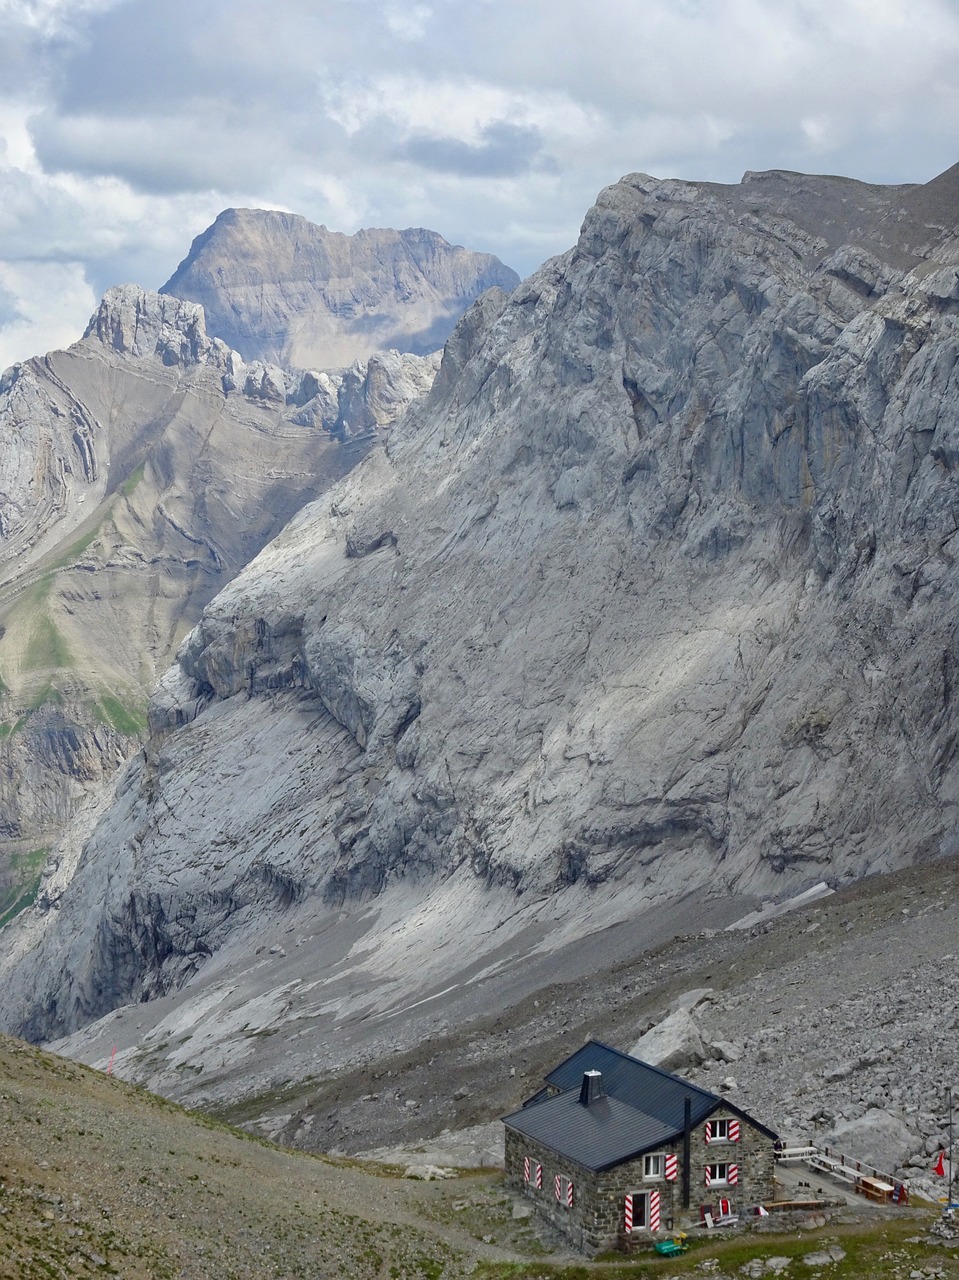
(503, 1040), (778, 1171)
(503, 1089), (677, 1172)
(543, 1040), (721, 1132)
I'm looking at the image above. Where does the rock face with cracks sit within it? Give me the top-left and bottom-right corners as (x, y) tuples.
(5, 164), (959, 1101)
(0, 284), (438, 899)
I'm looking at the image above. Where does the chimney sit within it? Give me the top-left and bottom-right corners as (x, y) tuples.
(579, 1069), (605, 1106)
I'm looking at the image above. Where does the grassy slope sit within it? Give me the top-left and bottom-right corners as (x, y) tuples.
(1, 1036), (958, 1280)
(0, 486), (148, 740)
(0, 849), (48, 930)
(0, 1033), (530, 1280)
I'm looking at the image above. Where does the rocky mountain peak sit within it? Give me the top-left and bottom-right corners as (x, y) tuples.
(82, 284), (232, 369)
(160, 209), (520, 369)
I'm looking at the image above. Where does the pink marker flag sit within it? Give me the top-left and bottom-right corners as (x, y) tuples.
(107, 1045), (117, 1075)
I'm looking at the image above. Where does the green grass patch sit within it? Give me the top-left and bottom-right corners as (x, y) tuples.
(0, 717), (25, 739)
(19, 572), (54, 610)
(12, 847), (51, 878)
(471, 1215), (956, 1279)
(0, 847), (49, 931)
(0, 881), (39, 931)
(93, 692), (148, 737)
(119, 463), (146, 499)
(24, 613), (72, 672)
(28, 682), (65, 712)
(208, 1075), (322, 1127)
(47, 522), (103, 572)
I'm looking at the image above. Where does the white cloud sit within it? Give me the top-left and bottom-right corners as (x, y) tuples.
(0, 100), (40, 170)
(0, 0), (120, 35)
(0, 259), (96, 373)
(321, 72), (600, 148)
(384, 3), (431, 40)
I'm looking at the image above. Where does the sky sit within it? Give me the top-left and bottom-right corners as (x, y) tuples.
(1, 0), (958, 372)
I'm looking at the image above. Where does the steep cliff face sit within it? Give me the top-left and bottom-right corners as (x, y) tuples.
(0, 286), (438, 906)
(4, 166), (959, 1102)
(160, 209), (520, 369)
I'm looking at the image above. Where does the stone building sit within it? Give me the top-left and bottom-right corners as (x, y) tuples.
(503, 1040), (778, 1254)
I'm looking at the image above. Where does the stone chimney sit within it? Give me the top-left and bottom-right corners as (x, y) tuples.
(579, 1069), (605, 1106)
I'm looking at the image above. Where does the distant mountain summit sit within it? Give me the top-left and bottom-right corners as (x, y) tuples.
(160, 209), (520, 370)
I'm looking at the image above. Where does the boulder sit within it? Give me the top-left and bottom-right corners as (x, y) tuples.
(402, 1164), (455, 1180)
(630, 1009), (706, 1071)
(824, 1110), (918, 1174)
(711, 1040), (744, 1063)
(802, 1246), (846, 1266)
(670, 987), (715, 1014)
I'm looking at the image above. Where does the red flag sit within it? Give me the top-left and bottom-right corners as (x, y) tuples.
(934, 1151), (946, 1177)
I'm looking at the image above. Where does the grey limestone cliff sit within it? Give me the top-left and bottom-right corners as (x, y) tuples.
(160, 209), (520, 370)
(0, 285), (438, 911)
(4, 165), (959, 1106)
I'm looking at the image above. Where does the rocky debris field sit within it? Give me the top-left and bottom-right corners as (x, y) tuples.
(689, 861), (959, 1203)
(250, 852), (959, 1217)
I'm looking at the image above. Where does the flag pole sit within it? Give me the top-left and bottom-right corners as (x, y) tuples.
(950, 1086), (955, 1209)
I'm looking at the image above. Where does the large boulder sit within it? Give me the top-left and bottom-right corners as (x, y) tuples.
(824, 1110), (918, 1174)
(630, 1009), (706, 1072)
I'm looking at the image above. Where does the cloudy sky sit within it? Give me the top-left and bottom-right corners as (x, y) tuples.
(1, 0), (958, 371)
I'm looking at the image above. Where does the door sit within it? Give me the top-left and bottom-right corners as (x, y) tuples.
(626, 1190), (653, 1232)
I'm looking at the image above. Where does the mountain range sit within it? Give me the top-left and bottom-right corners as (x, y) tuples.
(2, 164), (959, 1163)
(0, 217), (515, 925)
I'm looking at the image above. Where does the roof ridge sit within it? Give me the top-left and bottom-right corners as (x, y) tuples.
(551, 1038), (722, 1103)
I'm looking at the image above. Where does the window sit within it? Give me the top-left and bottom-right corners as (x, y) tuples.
(522, 1156), (543, 1190)
(706, 1118), (740, 1143)
(643, 1153), (664, 1180)
(554, 1174), (574, 1208)
(705, 1162), (739, 1187)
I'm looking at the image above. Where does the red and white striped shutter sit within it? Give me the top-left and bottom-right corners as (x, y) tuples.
(728, 1164), (739, 1185)
(554, 1174), (562, 1201)
(524, 1156), (530, 1183)
(624, 1194), (633, 1232)
(705, 1121), (713, 1144)
(705, 1165), (712, 1187)
(566, 1180), (574, 1209)
(535, 1164), (543, 1189)
(665, 1153), (678, 1181)
(650, 1190), (661, 1232)
(729, 1119), (740, 1143)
